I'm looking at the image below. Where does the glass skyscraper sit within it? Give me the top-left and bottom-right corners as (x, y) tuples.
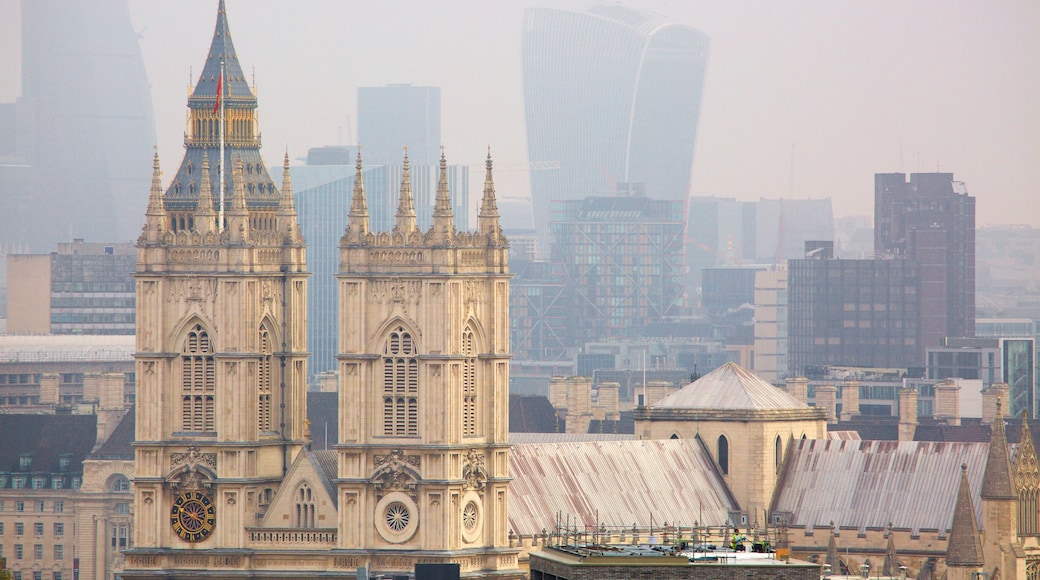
(523, 4), (709, 255)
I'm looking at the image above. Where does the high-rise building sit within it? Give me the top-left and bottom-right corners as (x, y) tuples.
(550, 191), (687, 345)
(523, 4), (709, 256)
(7, 240), (136, 335)
(357, 85), (441, 167)
(875, 173), (976, 344)
(0, 0), (156, 251)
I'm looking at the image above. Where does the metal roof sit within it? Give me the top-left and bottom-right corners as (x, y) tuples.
(0, 335), (135, 363)
(654, 362), (806, 411)
(508, 438), (737, 537)
(772, 439), (990, 534)
(509, 433), (636, 444)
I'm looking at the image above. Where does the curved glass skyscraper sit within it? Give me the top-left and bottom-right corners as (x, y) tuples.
(523, 4), (709, 255)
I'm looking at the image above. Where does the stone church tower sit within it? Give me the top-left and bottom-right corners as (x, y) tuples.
(127, 0), (309, 569)
(337, 148), (521, 576)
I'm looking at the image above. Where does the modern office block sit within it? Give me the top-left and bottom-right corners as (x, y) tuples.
(357, 85), (441, 167)
(523, 4), (709, 256)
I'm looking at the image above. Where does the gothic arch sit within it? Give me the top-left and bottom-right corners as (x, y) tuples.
(168, 315), (217, 353)
(257, 320), (277, 433)
(717, 434), (730, 475)
(462, 317), (489, 353)
(369, 317), (422, 355)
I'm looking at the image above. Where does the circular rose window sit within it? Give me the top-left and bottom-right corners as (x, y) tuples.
(386, 502), (410, 532)
(462, 502), (478, 531)
(375, 492), (419, 543)
(460, 492), (483, 544)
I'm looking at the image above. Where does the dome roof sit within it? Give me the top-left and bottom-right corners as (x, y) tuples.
(654, 362), (806, 411)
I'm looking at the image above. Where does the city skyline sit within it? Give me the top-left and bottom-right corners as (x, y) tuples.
(2, 0), (1038, 232)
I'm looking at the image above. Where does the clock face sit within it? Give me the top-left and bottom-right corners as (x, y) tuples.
(170, 490), (216, 542)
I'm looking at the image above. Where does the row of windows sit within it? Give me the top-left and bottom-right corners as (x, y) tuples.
(0, 522), (64, 536)
(5, 571), (65, 580)
(0, 542), (65, 560)
(0, 476), (79, 490)
(0, 501), (64, 513)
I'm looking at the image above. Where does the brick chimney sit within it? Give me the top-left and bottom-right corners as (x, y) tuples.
(815, 385), (837, 423)
(933, 379), (961, 426)
(839, 380), (860, 421)
(785, 376), (809, 405)
(898, 387), (918, 441)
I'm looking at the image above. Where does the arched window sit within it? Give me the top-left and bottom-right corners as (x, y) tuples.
(775, 435), (783, 470)
(717, 434), (729, 475)
(294, 483), (315, 528)
(462, 327), (478, 437)
(258, 326), (273, 432)
(181, 324), (215, 433)
(110, 475), (131, 493)
(382, 326), (418, 437)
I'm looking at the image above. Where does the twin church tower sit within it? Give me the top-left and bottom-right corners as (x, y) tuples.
(126, 2), (519, 578)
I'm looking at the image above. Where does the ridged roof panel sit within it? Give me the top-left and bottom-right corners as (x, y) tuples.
(508, 438), (737, 536)
(654, 362), (807, 411)
(772, 439), (989, 534)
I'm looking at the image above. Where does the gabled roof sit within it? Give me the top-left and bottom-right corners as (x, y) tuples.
(508, 438), (737, 536)
(0, 414), (96, 474)
(771, 439), (989, 534)
(654, 362), (806, 411)
(509, 395), (563, 433)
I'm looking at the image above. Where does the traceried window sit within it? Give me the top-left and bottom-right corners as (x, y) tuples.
(294, 483), (315, 528)
(258, 326), (273, 432)
(462, 327), (478, 437)
(717, 434), (729, 475)
(181, 324), (215, 432)
(382, 327), (418, 437)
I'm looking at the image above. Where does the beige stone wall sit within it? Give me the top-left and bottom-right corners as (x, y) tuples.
(7, 253), (51, 334)
(640, 416), (826, 519)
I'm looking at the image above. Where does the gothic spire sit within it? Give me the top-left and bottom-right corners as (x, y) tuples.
(981, 397), (1017, 500)
(478, 147), (502, 242)
(142, 149), (167, 244)
(226, 154), (249, 243)
(430, 147), (454, 244)
(192, 0), (253, 102)
(395, 147), (417, 234)
(195, 152), (217, 235)
(1014, 410), (1040, 493)
(277, 151), (299, 240)
(946, 464), (985, 567)
(346, 148), (369, 242)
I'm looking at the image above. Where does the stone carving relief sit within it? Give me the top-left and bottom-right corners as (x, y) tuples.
(371, 449), (421, 500)
(169, 445), (217, 493)
(462, 449), (488, 492)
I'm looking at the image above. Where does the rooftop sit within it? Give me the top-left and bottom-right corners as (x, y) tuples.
(654, 362), (807, 411)
(0, 335), (134, 363)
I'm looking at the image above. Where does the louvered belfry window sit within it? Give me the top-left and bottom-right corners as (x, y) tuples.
(462, 327), (478, 437)
(382, 327), (418, 437)
(258, 327), (273, 432)
(181, 324), (215, 432)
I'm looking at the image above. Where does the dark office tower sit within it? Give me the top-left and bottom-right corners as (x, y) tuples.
(874, 173), (976, 347)
(357, 85), (441, 166)
(0, 0), (156, 251)
(523, 5), (709, 256)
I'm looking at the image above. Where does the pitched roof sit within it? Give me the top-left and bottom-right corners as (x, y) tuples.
(90, 408), (135, 460)
(509, 395), (563, 433)
(771, 439), (989, 534)
(654, 362), (807, 411)
(946, 465), (985, 566)
(0, 414), (96, 474)
(191, 0), (252, 101)
(508, 438), (737, 536)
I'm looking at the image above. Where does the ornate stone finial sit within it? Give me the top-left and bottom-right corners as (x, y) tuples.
(224, 154), (250, 244)
(345, 147), (370, 242)
(395, 146), (417, 235)
(277, 150), (300, 241)
(478, 147), (502, 242)
(141, 148), (168, 245)
(230, 155), (248, 212)
(194, 152), (217, 235)
(429, 146), (454, 244)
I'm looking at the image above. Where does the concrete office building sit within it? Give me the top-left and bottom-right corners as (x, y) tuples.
(7, 241), (136, 335)
(875, 173), (976, 345)
(357, 85), (441, 167)
(523, 4), (709, 256)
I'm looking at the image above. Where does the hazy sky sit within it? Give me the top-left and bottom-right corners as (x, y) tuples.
(3, 0), (1038, 227)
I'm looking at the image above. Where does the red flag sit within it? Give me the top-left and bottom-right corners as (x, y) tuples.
(212, 70), (223, 114)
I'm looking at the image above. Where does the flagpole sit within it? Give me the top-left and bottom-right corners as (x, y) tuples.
(218, 60), (225, 232)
